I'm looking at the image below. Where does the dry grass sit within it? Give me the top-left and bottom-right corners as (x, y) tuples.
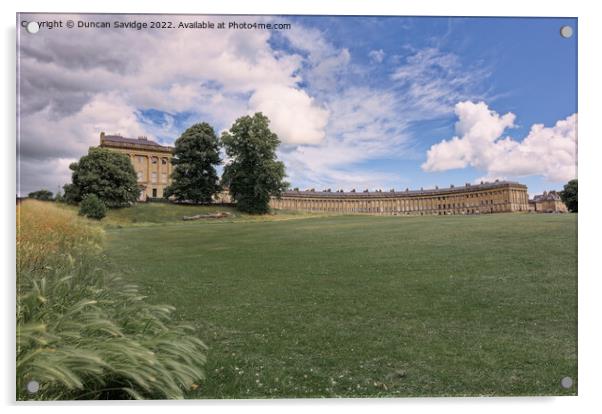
(17, 200), (103, 274)
(16, 200), (208, 400)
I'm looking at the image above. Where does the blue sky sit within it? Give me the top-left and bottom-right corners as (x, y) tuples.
(18, 14), (577, 196)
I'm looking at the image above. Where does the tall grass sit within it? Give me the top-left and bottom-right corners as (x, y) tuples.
(16, 200), (207, 400)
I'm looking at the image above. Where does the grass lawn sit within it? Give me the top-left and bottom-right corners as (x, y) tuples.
(104, 210), (577, 398)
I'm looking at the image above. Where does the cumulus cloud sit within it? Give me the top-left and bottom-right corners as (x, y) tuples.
(249, 85), (329, 145)
(19, 92), (150, 161)
(422, 101), (577, 183)
(17, 13), (331, 194)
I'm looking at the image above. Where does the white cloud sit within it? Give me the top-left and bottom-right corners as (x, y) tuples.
(17, 14), (496, 195)
(391, 47), (490, 117)
(17, 14), (332, 194)
(368, 49), (385, 63)
(249, 85), (329, 145)
(279, 25), (351, 93)
(422, 101), (577, 183)
(20, 92), (150, 161)
(275, 45), (491, 191)
(278, 87), (410, 190)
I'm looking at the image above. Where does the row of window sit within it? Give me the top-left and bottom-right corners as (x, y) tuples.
(437, 191), (507, 201)
(134, 155), (168, 165)
(136, 171), (168, 183)
(438, 199), (496, 209)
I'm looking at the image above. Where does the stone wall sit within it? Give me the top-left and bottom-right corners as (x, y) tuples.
(99, 133), (173, 201)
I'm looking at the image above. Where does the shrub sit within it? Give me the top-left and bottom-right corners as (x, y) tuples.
(17, 200), (207, 400)
(79, 194), (106, 220)
(28, 189), (54, 201)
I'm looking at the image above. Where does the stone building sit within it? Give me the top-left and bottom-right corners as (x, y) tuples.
(99, 132), (173, 201)
(528, 191), (568, 213)
(270, 180), (530, 216)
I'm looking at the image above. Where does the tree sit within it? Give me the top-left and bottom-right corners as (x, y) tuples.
(66, 147), (140, 208)
(164, 123), (221, 203)
(221, 113), (288, 214)
(79, 194), (107, 220)
(560, 179), (578, 212)
(28, 189), (53, 201)
(62, 183), (81, 205)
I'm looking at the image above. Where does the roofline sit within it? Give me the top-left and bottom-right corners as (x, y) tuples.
(281, 181), (528, 199)
(100, 134), (173, 154)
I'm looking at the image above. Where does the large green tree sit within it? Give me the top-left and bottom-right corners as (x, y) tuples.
(164, 123), (221, 203)
(64, 147), (140, 207)
(560, 179), (578, 212)
(221, 113), (288, 214)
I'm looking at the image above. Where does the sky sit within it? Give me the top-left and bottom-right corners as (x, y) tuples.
(17, 14), (577, 197)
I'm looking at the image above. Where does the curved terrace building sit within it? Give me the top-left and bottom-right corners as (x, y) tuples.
(270, 180), (530, 216)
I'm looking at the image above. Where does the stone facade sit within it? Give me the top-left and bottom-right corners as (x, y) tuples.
(528, 191), (568, 213)
(99, 132), (174, 201)
(270, 181), (530, 216)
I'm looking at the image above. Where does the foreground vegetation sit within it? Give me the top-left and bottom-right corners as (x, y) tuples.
(16, 200), (207, 400)
(105, 211), (577, 398)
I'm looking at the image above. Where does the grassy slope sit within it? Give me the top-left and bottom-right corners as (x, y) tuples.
(55, 201), (325, 227)
(104, 213), (577, 398)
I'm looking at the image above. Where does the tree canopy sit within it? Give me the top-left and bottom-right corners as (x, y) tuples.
(221, 113), (288, 214)
(28, 189), (53, 201)
(64, 147), (139, 207)
(164, 123), (221, 203)
(560, 179), (578, 212)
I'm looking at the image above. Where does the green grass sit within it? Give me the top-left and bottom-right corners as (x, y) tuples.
(104, 212), (577, 398)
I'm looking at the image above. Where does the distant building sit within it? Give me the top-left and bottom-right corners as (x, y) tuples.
(99, 132), (173, 201)
(528, 190), (568, 213)
(270, 180), (530, 216)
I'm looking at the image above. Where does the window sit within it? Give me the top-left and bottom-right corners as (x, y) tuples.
(137, 155), (144, 163)
(151, 172), (157, 183)
(152, 157), (158, 164)
(161, 173), (167, 183)
(136, 171), (142, 181)
(161, 158), (167, 165)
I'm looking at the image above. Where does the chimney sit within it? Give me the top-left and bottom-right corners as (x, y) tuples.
(100, 131), (105, 143)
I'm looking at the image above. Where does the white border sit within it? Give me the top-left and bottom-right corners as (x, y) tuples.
(3, 1), (601, 413)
